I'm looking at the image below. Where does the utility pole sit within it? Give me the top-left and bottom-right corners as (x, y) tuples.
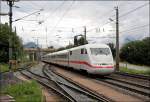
(14, 26), (17, 60)
(8, 0), (13, 70)
(115, 6), (119, 71)
(84, 26), (87, 44)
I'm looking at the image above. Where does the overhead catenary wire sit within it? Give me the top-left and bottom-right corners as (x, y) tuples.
(120, 24), (149, 33)
(43, 0), (66, 23)
(22, 1), (66, 32)
(119, 2), (149, 18)
(13, 9), (43, 22)
(49, 0), (75, 34)
(86, 2), (149, 33)
(83, 0), (133, 29)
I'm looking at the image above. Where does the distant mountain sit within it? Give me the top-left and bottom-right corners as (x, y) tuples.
(124, 37), (135, 43)
(23, 42), (37, 48)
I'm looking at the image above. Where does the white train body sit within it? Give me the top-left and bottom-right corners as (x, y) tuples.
(42, 44), (114, 75)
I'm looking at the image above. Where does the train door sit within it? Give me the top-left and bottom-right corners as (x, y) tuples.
(68, 51), (70, 67)
(79, 48), (84, 69)
(80, 48), (88, 70)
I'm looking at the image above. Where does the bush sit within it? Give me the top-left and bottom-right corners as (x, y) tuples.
(3, 81), (43, 102)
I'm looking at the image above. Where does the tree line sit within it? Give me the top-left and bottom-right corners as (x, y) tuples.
(0, 23), (23, 63)
(120, 37), (150, 66)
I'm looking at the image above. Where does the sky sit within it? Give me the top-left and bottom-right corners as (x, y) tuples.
(0, 0), (149, 48)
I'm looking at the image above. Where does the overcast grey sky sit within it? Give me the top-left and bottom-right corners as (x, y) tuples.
(1, 0), (149, 48)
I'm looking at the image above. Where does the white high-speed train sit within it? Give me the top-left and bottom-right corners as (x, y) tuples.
(42, 44), (114, 75)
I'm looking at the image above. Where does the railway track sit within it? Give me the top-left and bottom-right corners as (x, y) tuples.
(106, 75), (150, 90)
(20, 70), (75, 102)
(45, 63), (149, 101)
(95, 75), (150, 99)
(20, 64), (112, 102)
(43, 64), (112, 102)
(115, 72), (150, 80)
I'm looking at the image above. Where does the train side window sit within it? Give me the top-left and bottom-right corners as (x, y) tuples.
(81, 49), (84, 54)
(85, 49), (87, 54)
(70, 51), (72, 55)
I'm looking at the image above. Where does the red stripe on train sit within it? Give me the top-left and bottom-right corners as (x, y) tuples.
(55, 60), (113, 69)
(69, 61), (113, 68)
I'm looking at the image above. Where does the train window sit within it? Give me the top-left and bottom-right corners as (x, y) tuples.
(81, 49), (84, 54)
(85, 49), (87, 54)
(70, 51), (72, 55)
(90, 48), (110, 55)
(58, 54), (67, 58)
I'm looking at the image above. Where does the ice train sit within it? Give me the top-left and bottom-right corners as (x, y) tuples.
(42, 44), (114, 75)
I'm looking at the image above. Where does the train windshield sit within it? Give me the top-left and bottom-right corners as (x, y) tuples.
(90, 48), (110, 55)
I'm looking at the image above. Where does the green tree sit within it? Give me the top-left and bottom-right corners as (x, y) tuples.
(77, 36), (88, 46)
(120, 37), (150, 66)
(0, 23), (23, 63)
(57, 47), (66, 51)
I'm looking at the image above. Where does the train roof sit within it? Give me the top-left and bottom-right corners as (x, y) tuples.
(68, 43), (109, 51)
(43, 43), (109, 56)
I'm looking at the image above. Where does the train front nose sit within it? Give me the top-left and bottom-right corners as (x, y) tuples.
(89, 67), (115, 75)
(88, 63), (115, 75)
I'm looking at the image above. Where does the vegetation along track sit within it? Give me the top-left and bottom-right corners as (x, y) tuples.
(95, 75), (150, 98)
(43, 64), (113, 102)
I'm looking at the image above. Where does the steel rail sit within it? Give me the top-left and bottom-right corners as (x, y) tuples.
(27, 66), (103, 102)
(115, 72), (150, 80)
(44, 65), (113, 102)
(106, 76), (150, 90)
(26, 69), (78, 102)
(43, 62), (150, 97)
(20, 70), (75, 102)
(43, 67), (103, 102)
(96, 78), (150, 97)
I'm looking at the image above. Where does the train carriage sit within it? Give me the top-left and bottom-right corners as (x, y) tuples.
(42, 44), (114, 75)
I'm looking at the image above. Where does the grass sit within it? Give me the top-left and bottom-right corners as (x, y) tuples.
(2, 80), (44, 102)
(0, 61), (36, 72)
(0, 63), (9, 72)
(120, 67), (150, 76)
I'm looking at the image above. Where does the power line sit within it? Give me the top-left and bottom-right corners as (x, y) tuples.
(119, 2), (149, 18)
(13, 9), (43, 22)
(87, 25), (149, 40)
(86, 3), (149, 33)
(50, 0), (75, 34)
(79, 1), (132, 29)
(120, 24), (149, 33)
(43, 0), (66, 23)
